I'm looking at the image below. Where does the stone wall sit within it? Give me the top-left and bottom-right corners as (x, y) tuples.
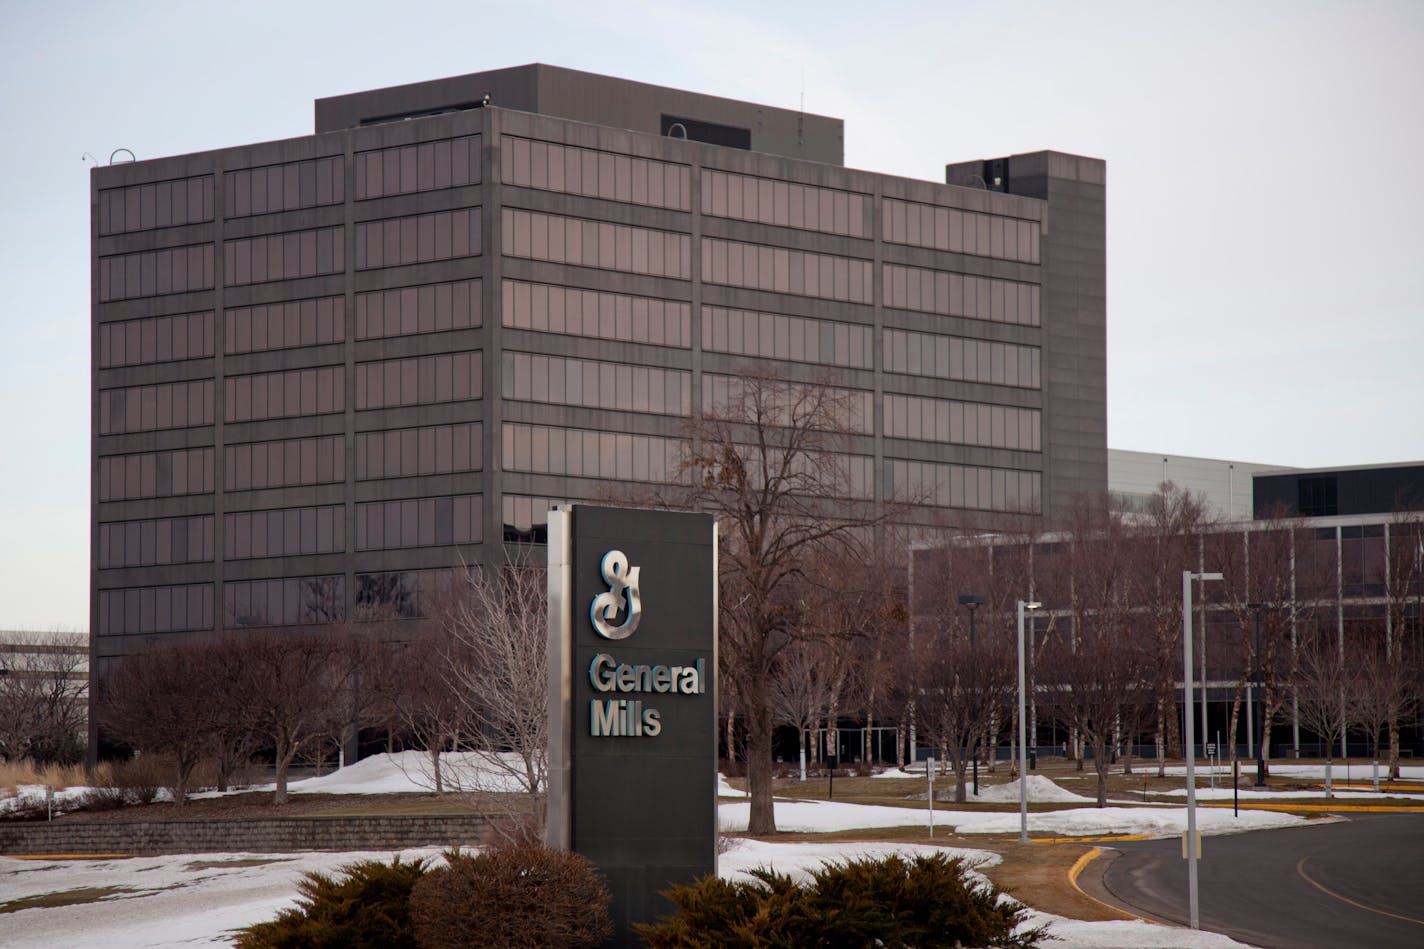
(0, 815), (486, 855)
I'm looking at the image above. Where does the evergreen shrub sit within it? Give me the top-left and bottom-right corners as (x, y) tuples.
(232, 856), (429, 949)
(638, 852), (1049, 948)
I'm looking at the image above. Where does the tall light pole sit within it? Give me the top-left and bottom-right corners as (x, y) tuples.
(1183, 570), (1222, 930)
(959, 593), (985, 795)
(1017, 599), (1040, 845)
(1248, 603), (1269, 787)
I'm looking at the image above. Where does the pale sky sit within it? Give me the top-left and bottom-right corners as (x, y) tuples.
(2, 0), (1420, 629)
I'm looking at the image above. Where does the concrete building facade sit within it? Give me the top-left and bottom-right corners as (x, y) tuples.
(90, 64), (1107, 680)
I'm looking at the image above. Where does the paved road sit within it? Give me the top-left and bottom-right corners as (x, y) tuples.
(1099, 813), (1424, 948)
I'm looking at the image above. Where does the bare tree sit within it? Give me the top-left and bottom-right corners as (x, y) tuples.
(1292, 620), (1358, 797)
(0, 629), (87, 765)
(99, 640), (217, 804)
(1348, 630), (1412, 791)
(678, 369), (884, 834)
(768, 636), (840, 781)
(440, 557), (548, 839)
(215, 631), (366, 806)
(1384, 503), (1424, 778)
(1039, 499), (1156, 807)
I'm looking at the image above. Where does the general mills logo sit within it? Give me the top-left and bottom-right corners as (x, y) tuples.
(590, 549), (641, 640)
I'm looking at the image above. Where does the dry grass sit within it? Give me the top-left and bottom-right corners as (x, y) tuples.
(0, 761), (100, 796)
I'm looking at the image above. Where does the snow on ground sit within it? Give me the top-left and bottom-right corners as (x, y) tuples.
(1156, 763), (1424, 781)
(1155, 785), (1423, 800)
(718, 798), (1305, 836)
(1, 840), (1262, 949)
(0, 848), (444, 949)
(970, 774), (1095, 804)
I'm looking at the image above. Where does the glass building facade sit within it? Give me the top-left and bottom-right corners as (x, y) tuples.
(90, 65), (1107, 679)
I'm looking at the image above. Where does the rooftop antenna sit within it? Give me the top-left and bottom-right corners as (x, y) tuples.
(81, 152), (99, 166)
(798, 67), (805, 147)
(109, 148), (136, 164)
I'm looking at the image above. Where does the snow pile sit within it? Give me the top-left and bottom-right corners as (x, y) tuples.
(718, 798), (1305, 837)
(717, 774), (749, 797)
(971, 775), (1093, 804)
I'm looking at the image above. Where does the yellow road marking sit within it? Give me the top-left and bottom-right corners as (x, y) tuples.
(1037, 833), (1151, 843)
(1201, 801), (1424, 813)
(1065, 846), (1144, 921)
(1296, 855), (1424, 927)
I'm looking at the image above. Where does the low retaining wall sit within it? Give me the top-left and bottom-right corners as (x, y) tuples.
(0, 815), (487, 856)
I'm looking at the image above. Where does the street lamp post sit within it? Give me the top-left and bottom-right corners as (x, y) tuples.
(1248, 603), (1269, 787)
(959, 594), (985, 795)
(1017, 599), (1040, 845)
(1183, 570), (1223, 930)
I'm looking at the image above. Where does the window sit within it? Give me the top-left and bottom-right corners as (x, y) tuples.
(354, 208), (480, 269)
(503, 137), (688, 211)
(501, 209), (689, 279)
(225, 576), (345, 627)
(98, 584), (213, 635)
(355, 495), (481, 550)
(701, 238), (871, 304)
(882, 263), (1040, 326)
(355, 352), (481, 410)
(226, 435), (345, 491)
(223, 227), (344, 286)
(98, 175), (213, 235)
(502, 423), (683, 484)
(703, 170), (868, 237)
(882, 198), (1040, 263)
(883, 393), (1040, 451)
(225, 156), (343, 217)
(885, 459), (1041, 514)
(99, 311), (214, 367)
(98, 515), (214, 568)
(226, 297), (342, 354)
(356, 422), (482, 479)
(703, 374), (872, 434)
(502, 351), (689, 416)
(502, 280), (689, 348)
(224, 366), (343, 422)
(98, 447), (214, 501)
(356, 135), (480, 199)
(357, 279), (481, 339)
(701, 306), (870, 369)
(98, 244), (214, 301)
(99, 380), (214, 434)
(224, 505), (345, 560)
(882, 328), (1040, 390)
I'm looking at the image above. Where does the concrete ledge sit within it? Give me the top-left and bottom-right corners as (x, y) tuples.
(0, 814), (486, 855)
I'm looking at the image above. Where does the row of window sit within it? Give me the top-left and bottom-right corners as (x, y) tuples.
(502, 208), (691, 279)
(355, 495), (481, 551)
(354, 568), (458, 620)
(503, 136), (690, 211)
(226, 296), (343, 355)
(701, 238), (872, 304)
(98, 515), (214, 569)
(702, 169), (869, 238)
(883, 328), (1041, 390)
(882, 198), (1040, 264)
(225, 156), (344, 218)
(354, 208), (481, 270)
(98, 584), (213, 636)
(702, 306), (872, 369)
(224, 227), (344, 287)
(502, 422), (684, 485)
(99, 380), (214, 434)
(98, 310), (214, 368)
(354, 351), (482, 410)
(356, 279), (481, 340)
(503, 494), (564, 540)
(225, 365), (344, 423)
(98, 244), (214, 302)
(883, 393), (1041, 452)
(356, 422), (482, 480)
(886, 459), (1041, 513)
(883, 263), (1040, 327)
(355, 135), (481, 200)
(721, 445), (873, 500)
(227, 434), (345, 492)
(502, 351), (690, 416)
(98, 447), (214, 501)
(502, 279), (691, 348)
(226, 575), (345, 627)
(224, 505), (344, 560)
(702, 373), (873, 435)
(98, 175), (213, 236)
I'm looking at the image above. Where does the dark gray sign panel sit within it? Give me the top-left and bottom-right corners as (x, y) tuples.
(547, 504), (717, 947)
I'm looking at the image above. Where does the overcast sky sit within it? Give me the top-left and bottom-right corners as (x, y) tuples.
(2, 0), (1420, 629)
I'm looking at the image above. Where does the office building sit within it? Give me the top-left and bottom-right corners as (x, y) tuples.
(90, 64), (1107, 683)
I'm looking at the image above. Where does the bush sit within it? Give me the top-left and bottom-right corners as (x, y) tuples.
(232, 856), (430, 949)
(638, 852), (1050, 949)
(410, 846), (613, 949)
